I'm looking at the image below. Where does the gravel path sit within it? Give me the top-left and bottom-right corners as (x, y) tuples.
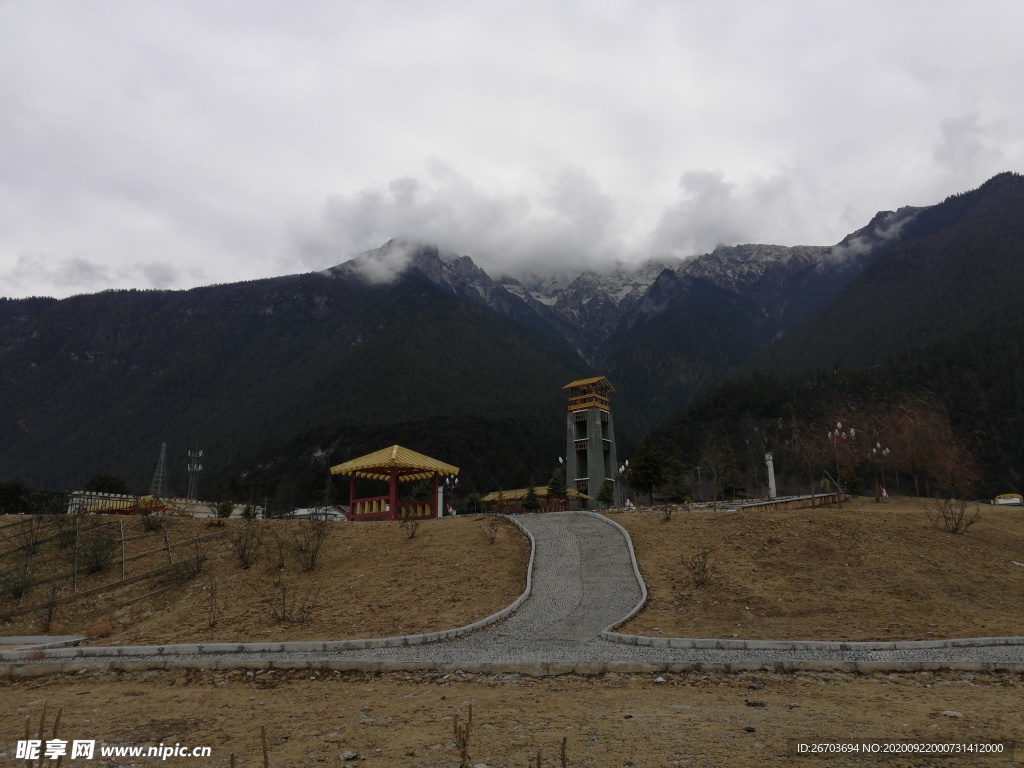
(3, 511), (1023, 673)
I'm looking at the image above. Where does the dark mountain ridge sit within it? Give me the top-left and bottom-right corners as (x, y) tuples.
(647, 172), (1024, 496)
(755, 171), (1024, 372)
(2, 172), (1021, 500)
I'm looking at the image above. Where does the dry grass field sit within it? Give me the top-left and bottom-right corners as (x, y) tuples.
(0, 514), (529, 644)
(612, 496), (1024, 641)
(2, 499), (1023, 766)
(1, 668), (1021, 766)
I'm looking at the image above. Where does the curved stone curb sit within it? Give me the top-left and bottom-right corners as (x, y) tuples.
(603, 634), (1024, 651)
(3, 657), (1023, 681)
(595, 512), (1024, 653)
(0, 635), (85, 650)
(0, 515), (536, 663)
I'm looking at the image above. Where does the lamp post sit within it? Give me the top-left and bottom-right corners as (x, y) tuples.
(827, 421), (855, 508)
(618, 460), (631, 508)
(870, 443), (891, 503)
(556, 456), (566, 510)
(444, 475), (459, 516)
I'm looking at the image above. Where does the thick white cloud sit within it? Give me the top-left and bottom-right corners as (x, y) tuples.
(1, 0), (1023, 297)
(292, 162), (626, 278)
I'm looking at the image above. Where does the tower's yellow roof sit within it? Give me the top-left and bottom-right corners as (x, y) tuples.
(563, 375), (615, 394)
(330, 445), (459, 482)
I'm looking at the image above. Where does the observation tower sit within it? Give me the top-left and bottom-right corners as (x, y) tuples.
(564, 376), (617, 508)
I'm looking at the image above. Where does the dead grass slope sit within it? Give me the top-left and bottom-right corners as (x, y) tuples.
(613, 496), (1024, 641)
(0, 515), (529, 645)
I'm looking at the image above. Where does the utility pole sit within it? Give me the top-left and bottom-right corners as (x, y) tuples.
(186, 447), (204, 501)
(150, 443), (169, 499)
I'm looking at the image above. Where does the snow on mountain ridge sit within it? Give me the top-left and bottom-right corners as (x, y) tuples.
(324, 203), (922, 360)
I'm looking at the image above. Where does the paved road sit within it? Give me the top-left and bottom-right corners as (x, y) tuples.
(3, 512), (1023, 671)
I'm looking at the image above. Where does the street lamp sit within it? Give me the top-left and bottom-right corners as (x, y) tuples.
(444, 475), (459, 516)
(827, 422), (855, 507)
(555, 456), (567, 510)
(618, 460), (632, 508)
(869, 443), (891, 502)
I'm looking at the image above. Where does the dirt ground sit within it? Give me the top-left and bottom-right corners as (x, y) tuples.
(3, 500), (1024, 766)
(0, 515), (529, 644)
(612, 497), (1024, 641)
(1, 668), (1021, 767)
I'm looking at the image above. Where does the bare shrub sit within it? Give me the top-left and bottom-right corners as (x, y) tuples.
(79, 522), (118, 575)
(232, 520), (263, 569)
(14, 515), (45, 557)
(256, 576), (321, 624)
(400, 518), (420, 539)
(683, 550), (714, 588)
(661, 506), (673, 522)
(2, 557), (33, 601)
(35, 578), (66, 633)
(484, 516), (501, 544)
(292, 512), (330, 571)
(140, 511), (163, 533)
(927, 498), (981, 535)
(55, 514), (80, 549)
(165, 541), (206, 585)
(268, 527), (288, 571)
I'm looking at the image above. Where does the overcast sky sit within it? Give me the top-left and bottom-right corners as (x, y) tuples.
(2, 1), (1022, 298)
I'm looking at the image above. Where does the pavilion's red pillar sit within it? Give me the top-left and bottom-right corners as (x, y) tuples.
(389, 468), (399, 520)
(349, 475), (356, 517)
(432, 472), (439, 518)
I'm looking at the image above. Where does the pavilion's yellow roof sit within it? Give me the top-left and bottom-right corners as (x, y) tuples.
(482, 487), (588, 503)
(330, 445), (459, 482)
(563, 375), (615, 394)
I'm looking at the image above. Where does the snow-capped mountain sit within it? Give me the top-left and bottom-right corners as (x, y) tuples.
(331, 201), (920, 367)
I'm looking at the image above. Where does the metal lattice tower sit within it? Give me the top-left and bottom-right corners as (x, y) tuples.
(186, 448), (204, 501)
(150, 442), (169, 499)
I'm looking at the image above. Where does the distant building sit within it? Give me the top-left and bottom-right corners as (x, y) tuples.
(481, 486), (588, 512)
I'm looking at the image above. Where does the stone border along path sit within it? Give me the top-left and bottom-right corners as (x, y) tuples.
(2, 511), (1023, 678)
